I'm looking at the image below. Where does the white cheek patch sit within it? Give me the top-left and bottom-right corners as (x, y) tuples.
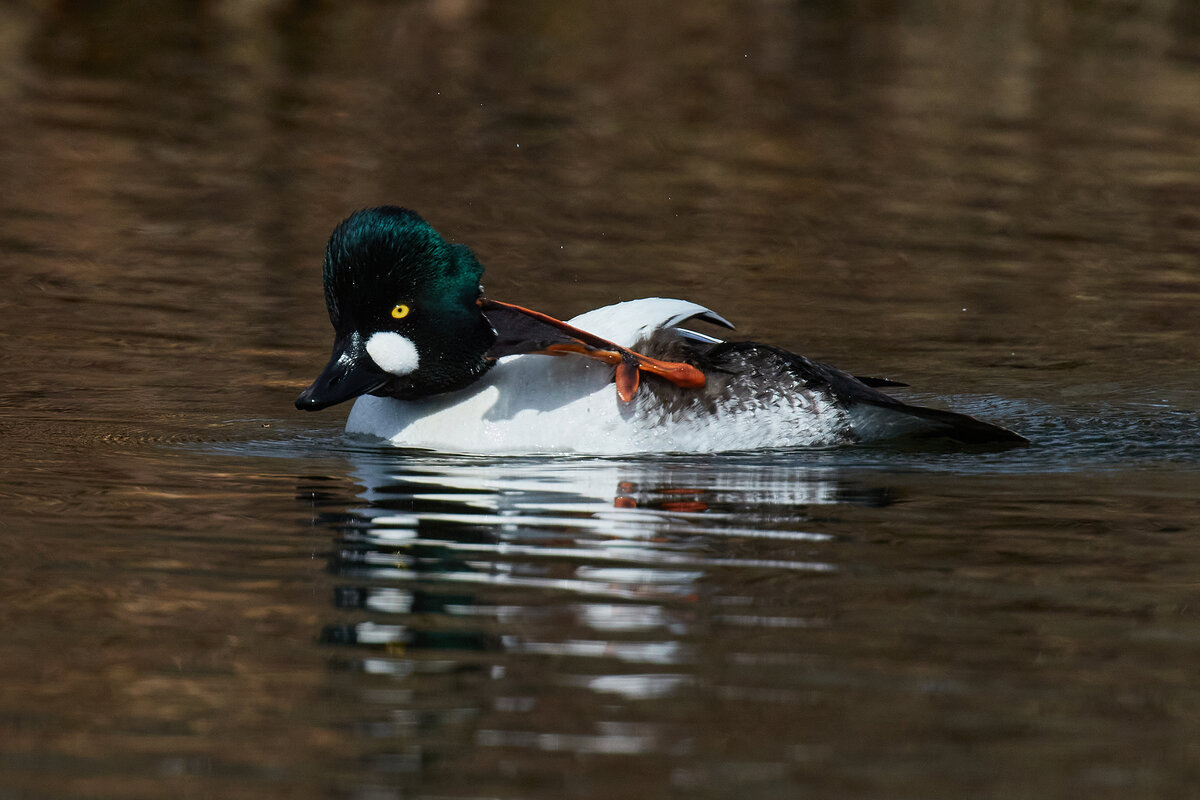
(365, 331), (420, 376)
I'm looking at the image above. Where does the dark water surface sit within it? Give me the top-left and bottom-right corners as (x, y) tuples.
(3, 2), (1200, 798)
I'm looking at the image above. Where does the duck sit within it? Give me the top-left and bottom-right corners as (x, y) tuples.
(295, 206), (1026, 453)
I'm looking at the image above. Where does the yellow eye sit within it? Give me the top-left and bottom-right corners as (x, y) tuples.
(391, 304), (410, 320)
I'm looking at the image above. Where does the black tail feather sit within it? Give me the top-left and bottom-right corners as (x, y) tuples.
(850, 399), (1029, 445)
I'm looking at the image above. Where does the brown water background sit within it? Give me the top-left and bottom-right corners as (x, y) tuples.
(1, 2), (1199, 798)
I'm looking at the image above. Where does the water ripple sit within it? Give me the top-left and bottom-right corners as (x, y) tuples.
(310, 450), (865, 788)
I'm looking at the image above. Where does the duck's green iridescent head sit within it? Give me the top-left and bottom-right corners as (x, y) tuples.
(296, 207), (497, 410)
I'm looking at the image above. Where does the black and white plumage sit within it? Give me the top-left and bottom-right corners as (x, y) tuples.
(296, 207), (1026, 454)
(343, 298), (1026, 453)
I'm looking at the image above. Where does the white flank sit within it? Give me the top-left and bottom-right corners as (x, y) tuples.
(567, 298), (728, 348)
(365, 331), (420, 376)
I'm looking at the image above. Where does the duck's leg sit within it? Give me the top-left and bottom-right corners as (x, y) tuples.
(479, 298), (706, 402)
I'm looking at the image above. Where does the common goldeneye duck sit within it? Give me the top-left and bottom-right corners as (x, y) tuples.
(296, 206), (1027, 453)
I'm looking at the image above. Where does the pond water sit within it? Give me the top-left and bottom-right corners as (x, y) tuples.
(2, 1), (1200, 798)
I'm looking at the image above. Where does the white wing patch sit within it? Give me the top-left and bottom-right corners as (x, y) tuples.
(567, 298), (732, 349)
(366, 331), (420, 376)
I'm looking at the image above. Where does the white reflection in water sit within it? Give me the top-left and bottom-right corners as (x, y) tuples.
(352, 458), (849, 513)
(506, 638), (689, 665)
(569, 673), (693, 700)
(328, 450), (873, 641)
(574, 603), (677, 633)
(330, 456), (854, 609)
(368, 510), (831, 543)
(321, 452), (889, 776)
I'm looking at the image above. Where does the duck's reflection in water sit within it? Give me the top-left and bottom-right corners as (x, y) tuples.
(309, 453), (894, 796)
